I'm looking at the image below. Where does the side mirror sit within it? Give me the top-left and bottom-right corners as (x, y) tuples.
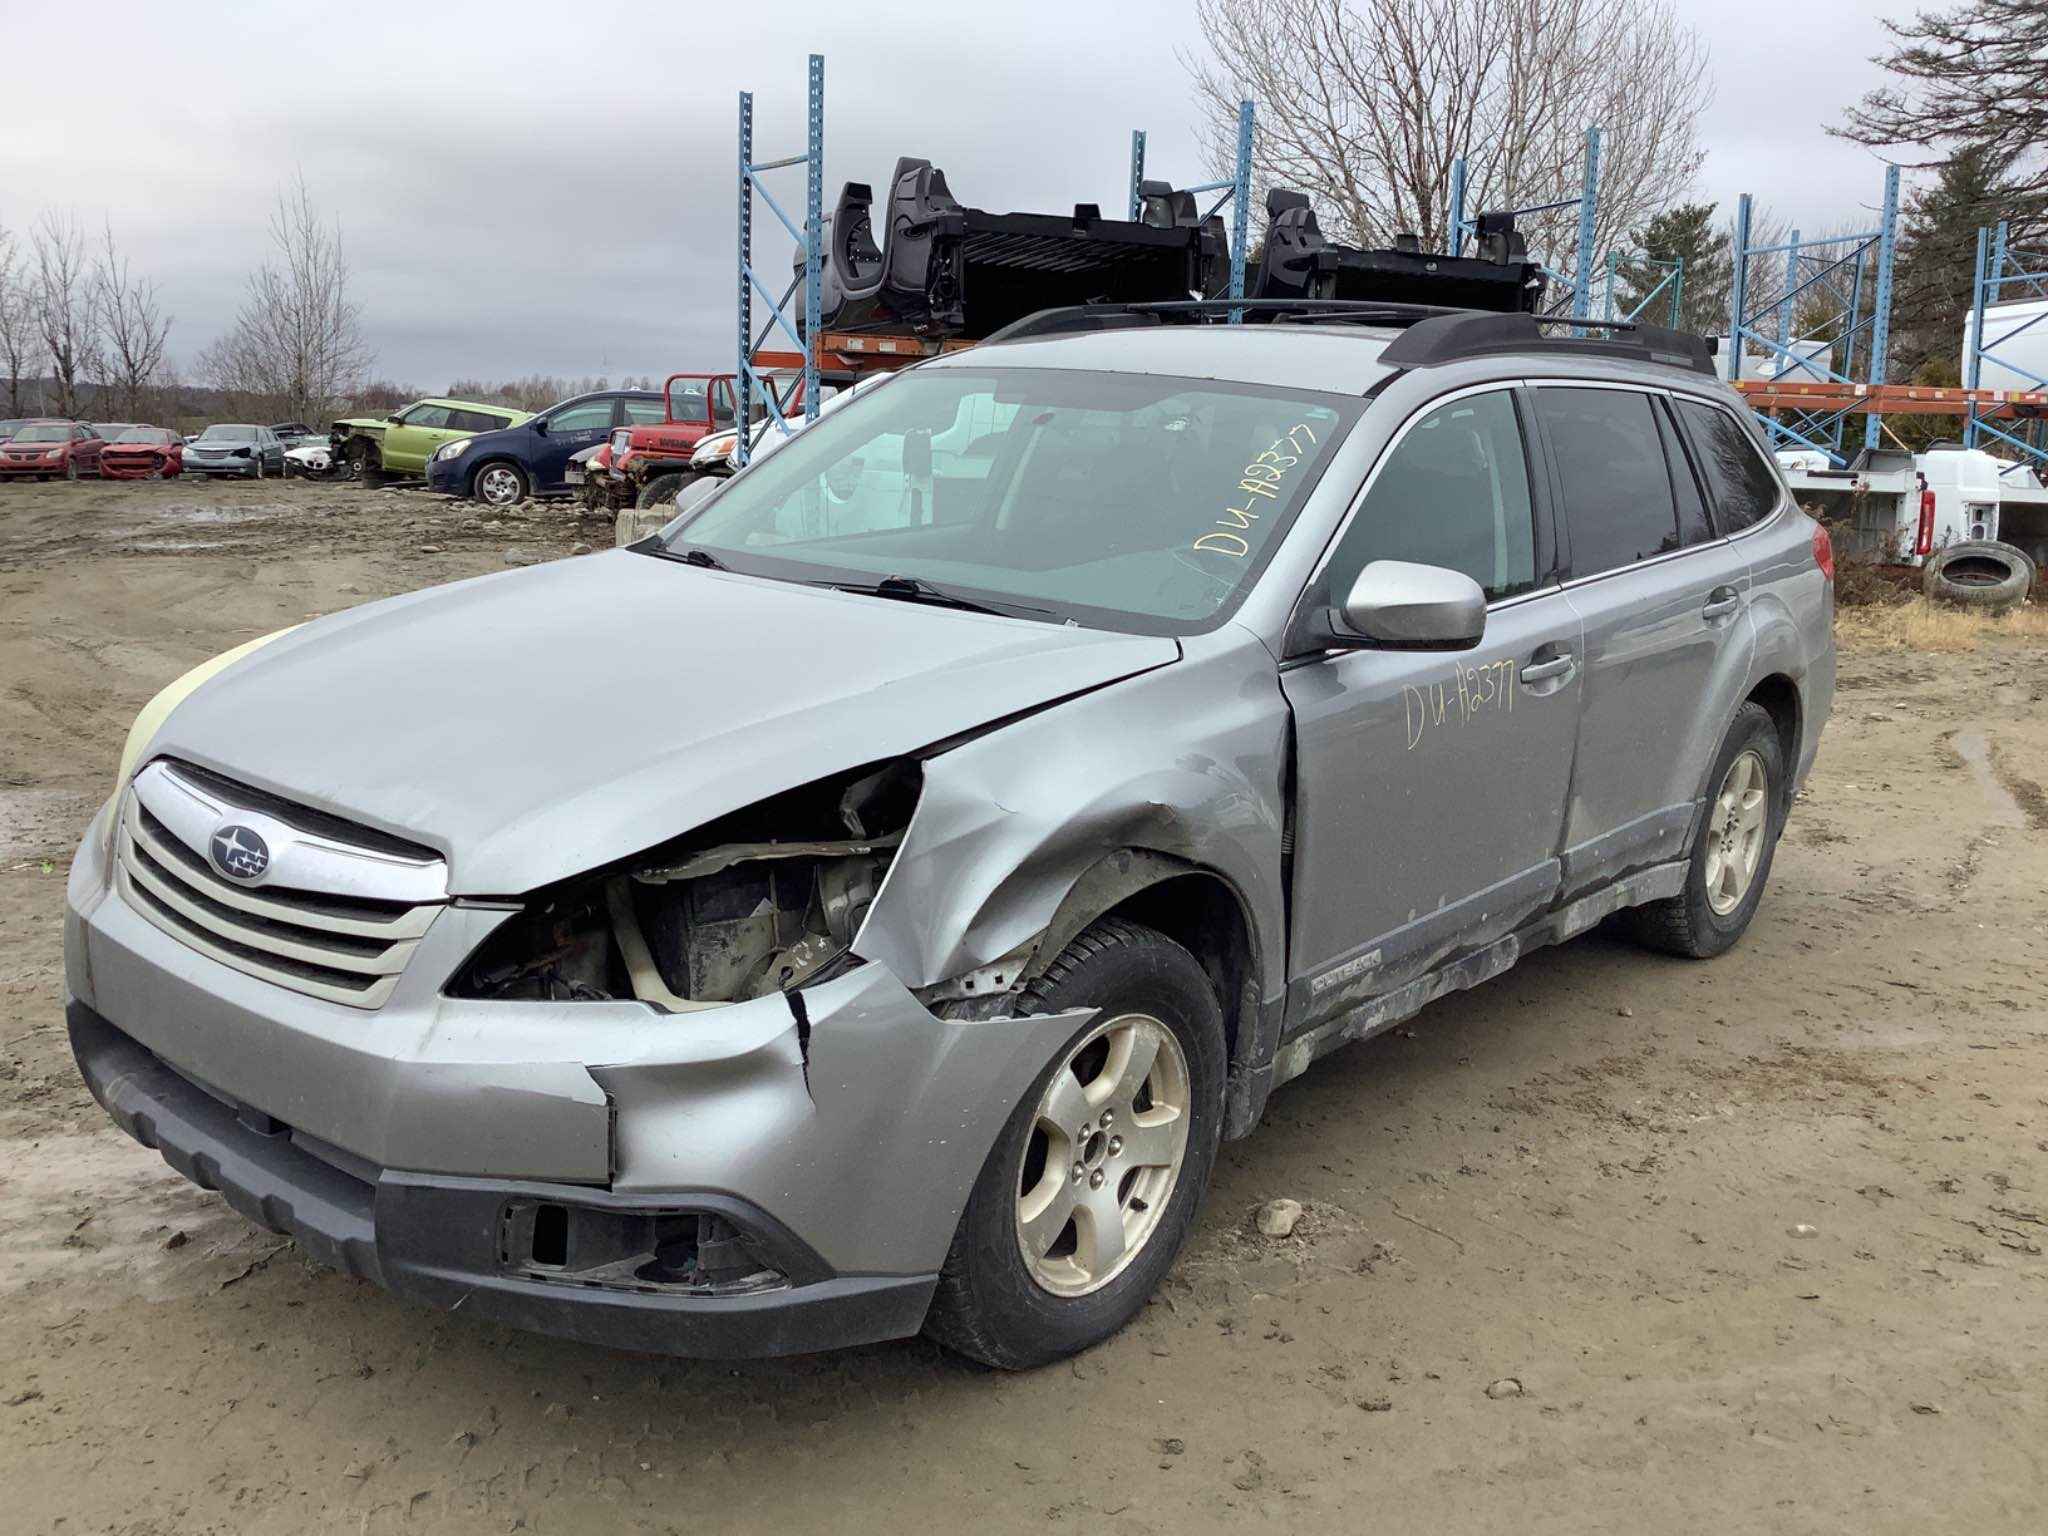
(674, 477), (720, 517)
(1334, 560), (1487, 650)
(386, 413), (403, 423)
(531, 416), (548, 434)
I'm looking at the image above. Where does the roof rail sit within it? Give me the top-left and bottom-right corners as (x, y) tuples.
(1377, 312), (1719, 377)
(984, 298), (1467, 344)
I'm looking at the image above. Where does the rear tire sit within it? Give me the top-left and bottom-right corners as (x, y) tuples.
(1629, 701), (1787, 959)
(923, 919), (1226, 1369)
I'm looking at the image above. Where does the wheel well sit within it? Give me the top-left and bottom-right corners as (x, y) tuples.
(1745, 674), (1801, 792)
(1098, 873), (1253, 1069)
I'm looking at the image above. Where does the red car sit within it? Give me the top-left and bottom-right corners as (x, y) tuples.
(98, 425), (184, 480)
(0, 420), (106, 480)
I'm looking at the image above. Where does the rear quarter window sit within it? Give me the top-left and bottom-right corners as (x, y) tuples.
(1673, 397), (1784, 532)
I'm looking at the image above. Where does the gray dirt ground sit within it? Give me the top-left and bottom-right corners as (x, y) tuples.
(2, 476), (2044, 1534)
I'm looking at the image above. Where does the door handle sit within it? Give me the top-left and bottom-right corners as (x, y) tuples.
(1702, 587), (1741, 621)
(1520, 653), (1575, 683)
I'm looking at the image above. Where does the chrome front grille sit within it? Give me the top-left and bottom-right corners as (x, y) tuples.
(114, 760), (448, 1009)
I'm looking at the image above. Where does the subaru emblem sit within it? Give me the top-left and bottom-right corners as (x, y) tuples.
(210, 824), (271, 882)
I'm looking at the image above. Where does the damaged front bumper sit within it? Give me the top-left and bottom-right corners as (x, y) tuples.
(64, 809), (1090, 1355)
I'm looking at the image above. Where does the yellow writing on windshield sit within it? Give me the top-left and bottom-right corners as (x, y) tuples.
(1193, 421), (1322, 559)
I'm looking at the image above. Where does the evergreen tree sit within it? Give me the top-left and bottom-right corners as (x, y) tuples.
(1887, 146), (2037, 385)
(1614, 202), (1730, 336)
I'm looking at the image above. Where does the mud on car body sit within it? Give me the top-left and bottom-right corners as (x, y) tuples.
(66, 305), (1834, 1367)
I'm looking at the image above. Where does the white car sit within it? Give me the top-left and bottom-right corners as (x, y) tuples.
(283, 442), (333, 478)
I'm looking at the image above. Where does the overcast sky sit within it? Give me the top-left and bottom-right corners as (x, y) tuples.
(1, 0), (1910, 391)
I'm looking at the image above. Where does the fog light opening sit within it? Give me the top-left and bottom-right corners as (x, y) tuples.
(530, 1203), (569, 1267)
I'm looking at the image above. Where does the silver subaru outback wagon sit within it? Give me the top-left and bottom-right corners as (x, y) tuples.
(63, 307), (1833, 1368)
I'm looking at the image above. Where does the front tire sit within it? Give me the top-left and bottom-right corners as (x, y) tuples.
(474, 462), (528, 508)
(636, 472), (695, 510)
(1629, 701), (1787, 959)
(64, 458), (78, 481)
(924, 919), (1226, 1369)
(350, 441), (386, 488)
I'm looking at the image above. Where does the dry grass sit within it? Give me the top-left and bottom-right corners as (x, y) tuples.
(1835, 597), (2048, 653)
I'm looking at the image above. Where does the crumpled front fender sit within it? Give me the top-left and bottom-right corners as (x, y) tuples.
(853, 628), (1290, 1000)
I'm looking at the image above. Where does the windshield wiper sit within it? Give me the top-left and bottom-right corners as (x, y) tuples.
(834, 574), (1053, 619)
(646, 545), (727, 570)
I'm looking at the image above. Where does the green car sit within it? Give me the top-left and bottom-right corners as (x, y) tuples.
(331, 398), (530, 484)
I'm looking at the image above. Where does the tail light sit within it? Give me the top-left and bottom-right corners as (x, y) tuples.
(1914, 480), (1935, 557)
(1812, 522), (1834, 583)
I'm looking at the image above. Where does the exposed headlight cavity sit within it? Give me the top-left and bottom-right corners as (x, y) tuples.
(448, 760), (920, 1007)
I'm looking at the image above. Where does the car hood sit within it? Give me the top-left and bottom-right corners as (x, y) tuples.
(149, 550), (1179, 894)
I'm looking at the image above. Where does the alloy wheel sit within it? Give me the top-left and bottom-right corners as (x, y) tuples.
(1704, 748), (1769, 915)
(478, 466), (521, 506)
(1014, 1012), (1191, 1297)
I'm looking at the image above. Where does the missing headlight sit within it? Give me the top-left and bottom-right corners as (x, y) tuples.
(448, 759), (917, 1008)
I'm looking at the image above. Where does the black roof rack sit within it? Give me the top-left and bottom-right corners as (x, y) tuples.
(984, 298), (1466, 344)
(1377, 312), (1719, 377)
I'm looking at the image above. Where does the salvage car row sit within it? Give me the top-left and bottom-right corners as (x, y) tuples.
(0, 418), (329, 480)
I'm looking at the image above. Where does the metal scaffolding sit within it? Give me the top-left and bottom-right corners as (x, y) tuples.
(734, 53), (823, 467)
(1602, 250), (1685, 327)
(1964, 220), (2048, 474)
(1449, 126), (1602, 322)
(1725, 165), (1898, 465)
(1126, 101), (1255, 314)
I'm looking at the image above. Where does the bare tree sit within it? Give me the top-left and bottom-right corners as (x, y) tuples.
(1185, 0), (1711, 296)
(0, 221), (39, 416)
(199, 175), (371, 424)
(91, 222), (173, 422)
(30, 211), (100, 418)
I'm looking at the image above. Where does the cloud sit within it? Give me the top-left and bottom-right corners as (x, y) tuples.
(1, 0), (1907, 392)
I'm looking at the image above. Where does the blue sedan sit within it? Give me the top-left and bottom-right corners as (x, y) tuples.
(426, 390), (664, 507)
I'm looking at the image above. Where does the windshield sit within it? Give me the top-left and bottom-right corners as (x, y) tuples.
(661, 367), (1358, 633)
(15, 425), (69, 443)
(198, 425), (258, 443)
(116, 427), (173, 445)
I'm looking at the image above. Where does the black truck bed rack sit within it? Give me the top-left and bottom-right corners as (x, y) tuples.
(1250, 191), (1546, 313)
(814, 158), (1224, 341)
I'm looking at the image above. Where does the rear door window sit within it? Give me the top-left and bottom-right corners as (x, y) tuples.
(624, 399), (666, 426)
(1534, 387), (1682, 577)
(1655, 401), (1714, 548)
(1672, 397), (1783, 532)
